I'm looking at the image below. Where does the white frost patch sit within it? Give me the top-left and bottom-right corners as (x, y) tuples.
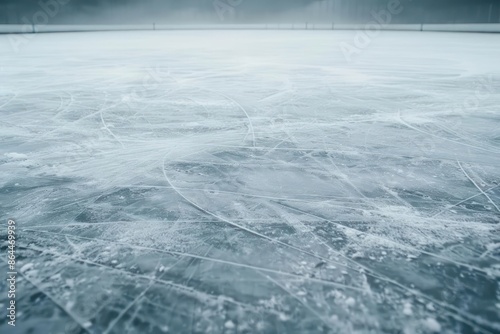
(423, 318), (441, 332)
(403, 302), (413, 316)
(20, 263), (34, 273)
(4, 152), (28, 160)
(224, 320), (235, 329)
(351, 252), (364, 259)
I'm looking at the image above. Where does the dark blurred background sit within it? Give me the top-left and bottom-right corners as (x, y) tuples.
(0, 0), (499, 25)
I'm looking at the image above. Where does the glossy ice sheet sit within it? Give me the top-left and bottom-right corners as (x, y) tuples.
(0, 30), (499, 333)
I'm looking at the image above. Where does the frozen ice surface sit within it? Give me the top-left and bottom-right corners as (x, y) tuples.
(0, 30), (499, 333)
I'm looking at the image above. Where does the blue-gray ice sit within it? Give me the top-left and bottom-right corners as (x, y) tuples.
(0, 30), (499, 334)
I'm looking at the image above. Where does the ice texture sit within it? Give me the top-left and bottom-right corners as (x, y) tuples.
(0, 30), (499, 333)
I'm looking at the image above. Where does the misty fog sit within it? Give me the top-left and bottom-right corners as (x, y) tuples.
(1, 0), (499, 25)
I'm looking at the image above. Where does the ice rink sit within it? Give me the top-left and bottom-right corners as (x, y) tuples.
(1, 30), (499, 333)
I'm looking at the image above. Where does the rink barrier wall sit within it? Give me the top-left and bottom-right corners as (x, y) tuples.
(1, 23), (500, 34)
